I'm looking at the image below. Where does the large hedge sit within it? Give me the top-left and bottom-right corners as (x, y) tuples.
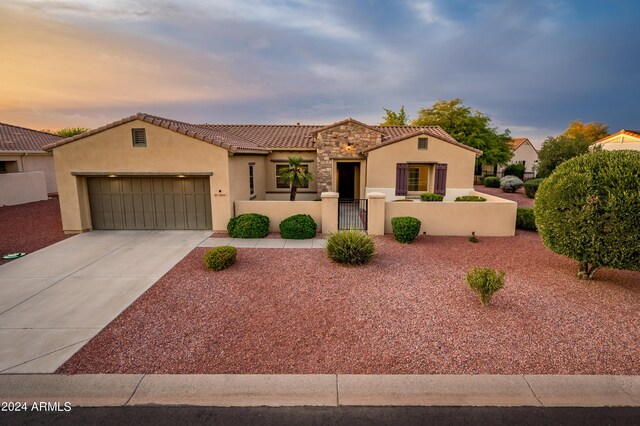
(227, 213), (270, 238)
(534, 150), (640, 279)
(503, 163), (525, 179)
(524, 178), (544, 199)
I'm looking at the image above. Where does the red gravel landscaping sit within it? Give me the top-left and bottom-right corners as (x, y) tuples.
(0, 198), (70, 265)
(59, 231), (640, 375)
(474, 185), (534, 208)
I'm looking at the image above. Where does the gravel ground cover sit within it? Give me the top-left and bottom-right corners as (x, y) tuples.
(59, 231), (640, 375)
(0, 198), (70, 265)
(473, 185), (534, 208)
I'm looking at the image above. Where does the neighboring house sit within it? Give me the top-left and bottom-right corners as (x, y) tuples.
(44, 113), (481, 233)
(590, 129), (640, 151)
(0, 122), (61, 194)
(496, 137), (539, 176)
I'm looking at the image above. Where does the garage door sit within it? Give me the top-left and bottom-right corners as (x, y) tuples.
(88, 177), (212, 230)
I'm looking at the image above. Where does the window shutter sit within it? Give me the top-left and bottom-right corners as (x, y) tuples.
(395, 163), (408, 196)
(434, 163), (447, 195)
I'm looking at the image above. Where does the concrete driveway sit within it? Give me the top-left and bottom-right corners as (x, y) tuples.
(0, 230), (210, 374)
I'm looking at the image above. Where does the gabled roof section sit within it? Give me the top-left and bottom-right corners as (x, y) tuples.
(0, 122), (63, 152)
(376, 125), (459, 144)
(592, 129), (640, 145)
(42, 113), (270, 153)
(360, 129), (483, 155)
(309, 118), (386, 135)
(509, 138), (529, 150)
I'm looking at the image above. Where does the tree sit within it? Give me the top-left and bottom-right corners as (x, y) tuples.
(42, 127), (90, 137)
(276, 157), (314, 201)
(534, 150), (640, 279)
(562, 119), (608, 143)
(380, 106), (409, 126)
(411, 98), (512, 166)
(536, 134), (591, 178)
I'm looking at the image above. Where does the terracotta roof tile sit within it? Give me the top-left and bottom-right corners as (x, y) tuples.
(592, 129), (640, 145)
(201, 124), (322, 149)
(360, 129), (482, 155)
(0, 122), (62, 152)
(509, 138), (529, 150)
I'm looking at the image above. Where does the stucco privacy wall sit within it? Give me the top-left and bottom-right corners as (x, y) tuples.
(265, 150), (318, 201)
(366, 135), (477, 200)
(52, 120), (232, 233)
(0, 153), (57, 193)
(382, 191), (517, 236)
(0, 171), (48, 206)
(234, 200), (322, 232)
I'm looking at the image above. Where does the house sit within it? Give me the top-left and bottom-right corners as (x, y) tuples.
(496, 137), (539, 177)
(43, 113), (481, 233)
(590, 130), (640, 151)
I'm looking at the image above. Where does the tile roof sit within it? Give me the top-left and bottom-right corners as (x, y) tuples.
(592, 129), (640, 145)
(0, 122), (62, 152)
(509, 138), (529, 150)
(360, 129), (483, 155)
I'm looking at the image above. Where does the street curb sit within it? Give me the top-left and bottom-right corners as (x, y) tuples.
(1, 374), (639, 407)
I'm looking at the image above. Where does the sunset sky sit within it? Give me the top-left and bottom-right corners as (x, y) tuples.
(1, 0), (639, 145)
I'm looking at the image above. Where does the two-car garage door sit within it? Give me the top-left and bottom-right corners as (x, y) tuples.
(88, 177), (212, 230)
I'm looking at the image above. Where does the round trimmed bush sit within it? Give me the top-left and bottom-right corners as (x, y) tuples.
(500, 175), (523, 193)
(516, 208), (536, 231)
(455, 195), (486, 202)
(420, 193), (444, 202)
(524, 178), (544, 199)
(279, 214), (317, 239)
(204, 246), (237, 271)
(325, 230), (375, 265)
(535, 150), (640, 279)
(391, 216), (422, 243)
(227, 213), (269, 238)
(484, 176), (500, 188)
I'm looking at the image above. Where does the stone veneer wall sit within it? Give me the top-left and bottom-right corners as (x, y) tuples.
(314, 123), (383, 194)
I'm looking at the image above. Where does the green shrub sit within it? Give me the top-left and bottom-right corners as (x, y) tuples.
(524, 178), (544, 199)
(503, 163), (526, 179)
(455, 195), (487, 202)
(227, 213), (269, 238)
(535, 150), (640, 279)
(420, 193), (444, 202)
(516, 208), (536, 231)
(469, 232), (479, 243)
(500, 175), (523, 192)
(279, 214), (317, 239)
(203, 246), (237, 271)
(484, 176), (500, 188)
(391, 216), (422, 243)
(325, 230), (375, 265)
(465, 267), (505, 306)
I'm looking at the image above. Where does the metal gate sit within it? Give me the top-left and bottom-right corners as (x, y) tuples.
(338, 199), (368, 230)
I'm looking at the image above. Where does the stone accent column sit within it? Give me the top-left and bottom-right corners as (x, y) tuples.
(321, 192), (339, 234)
(367, 192), (386, 235)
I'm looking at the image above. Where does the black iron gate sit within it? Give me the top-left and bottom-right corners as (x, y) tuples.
(338, 199), (368, 230)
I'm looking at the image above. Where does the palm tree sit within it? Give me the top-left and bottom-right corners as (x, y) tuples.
(276, 157), (314, 201)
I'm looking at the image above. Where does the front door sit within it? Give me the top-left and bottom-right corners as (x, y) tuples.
(337, 162), (357, 199)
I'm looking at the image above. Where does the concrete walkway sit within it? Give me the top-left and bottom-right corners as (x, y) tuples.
(0, 374), (639, 407)
(199, 237), (327, 249)
(0, 230), (210, 374)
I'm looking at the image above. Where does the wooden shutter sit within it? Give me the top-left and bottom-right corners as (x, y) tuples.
(395, 163), (408, 196)
(434, 163), (447, 195)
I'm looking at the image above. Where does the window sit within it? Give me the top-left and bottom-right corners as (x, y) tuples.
(275, 164), (309, 189)
(131, 128), (146, 147)
(407, 164), (430, 192)
(249, 164), (255, 196)
(418, 138), (428, 150)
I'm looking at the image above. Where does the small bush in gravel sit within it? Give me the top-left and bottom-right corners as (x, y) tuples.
(420, 193), (444, 202)
(325, 230), (375, 265)
(204, 246), (237, 271)
(469, 232), (479, 243)
(455, 195), (486, 202)
(524, 178), (544, 199)
(465, 267), (505, 306)
(484, 176), (500, 188)
(279, 214), (317, 239)
(500, 175), (523, 193)
(391, 216), (422, 243)
(503, 163), (526, 180)
(516, 208), (536, 231)
(227, 213), (269, 238)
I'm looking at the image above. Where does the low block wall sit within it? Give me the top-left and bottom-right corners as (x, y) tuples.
(0, 172), (48, 206)
(235, 200), (323, 232)
(383, 191), (517, 236)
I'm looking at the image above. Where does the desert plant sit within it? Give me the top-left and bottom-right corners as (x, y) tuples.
(524, 178), (544, 199)
(276, 157), (314, 201)
(325, 230), (375, 265)
(279, 214), (317, 239)
(203, 246), (237, 271)
(535, 150), (640, 279)
(500, 175), (523, 193)
(227, 213), (269, 238)
(469, 231), (479, 243)
(516, 208), (536, 231)
(420, 193), (444, 202)
(455, 195), (486, 202)
(483, 176), (500, 188)
(391, 216), (422, 243)
(503, 163), (526, 179)
(465, 267), (505, 306)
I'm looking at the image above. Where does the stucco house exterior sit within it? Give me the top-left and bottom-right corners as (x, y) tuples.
(590, 129), (640, 151)
(496, 137), (539, 176)
(44, 113), (482, 233)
